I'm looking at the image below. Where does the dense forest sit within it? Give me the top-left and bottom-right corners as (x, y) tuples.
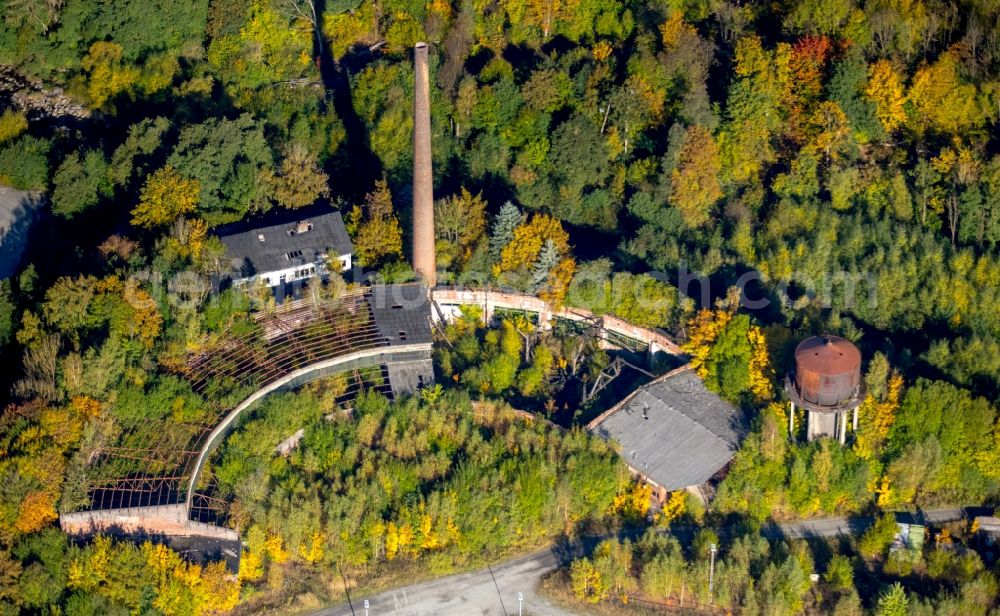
(2, 0), (1000, 612)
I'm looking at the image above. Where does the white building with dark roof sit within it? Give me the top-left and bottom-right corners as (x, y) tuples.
(215, 208), (353, 288)
(588, 365), (745, 497)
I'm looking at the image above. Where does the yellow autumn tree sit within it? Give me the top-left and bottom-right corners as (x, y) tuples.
(131, 166), (200, 229)
(15, 490), (57, 534)
(67, 534), (112, 592)
(874, 476), (893, 509)
(932, 141), (980, 186)
(81, 42), (140, 109)
(538, 257), (576, 307)
(265, 532), (291, 564)
(682, 308), (733, 379)
(854, 373), (904, 460)
(238, 549), (264, 583)
(806, 101), (852, 162)
(198, 560), (240, 611)
(908, 51), (982, 135)
(163, 217), (209, 260)
(496, 213), (576, 305)
(658, 490), (687, 525)
(670, 125), (723, 228)
(397, 521), (414, 557)
(0, 109), (27, 144)
(142, 541), (240, 613)
(70, 395), (102, 419)
(865, 60), (907, 134)
(659, 12), (697, 50)
(299, 531), (326, 564)
(977, 429), (1000, 484)
(122, 283), (164, 349)
(268, 144), (330, 209)
(352, 180), (404, 267)
(501, 0), (581, 39)
(239, 526), (266, 582)
(384, 519), (415, 560)
(592, 40), (613, 61)
(570, 557), (606, 603)
(611, 481), (652, 521)
(747, 323), (774, 400)
(499, 213), (571, 272)
(323, 2), (378, 59)
(207, 1), (313, 93)
(418, 511), (442, 550)
(384, 521), (401, 560)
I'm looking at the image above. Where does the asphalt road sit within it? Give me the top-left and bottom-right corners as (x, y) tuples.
(323, 549), (569, 616)
(312, 508), (972, 616)
(762, 507), (967, 541)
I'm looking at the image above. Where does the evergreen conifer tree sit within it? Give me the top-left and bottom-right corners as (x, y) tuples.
(532, 239), (559, 291)
(490, 201), (522, 263)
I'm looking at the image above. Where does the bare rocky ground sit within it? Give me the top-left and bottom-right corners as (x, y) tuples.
(0, 66), (77, 280)
(0, 67), (89, 122)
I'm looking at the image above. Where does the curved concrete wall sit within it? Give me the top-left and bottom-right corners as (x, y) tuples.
(184, 343), (432, 510)
(61, 344), (432, 538)
(65, 286), (681, 537)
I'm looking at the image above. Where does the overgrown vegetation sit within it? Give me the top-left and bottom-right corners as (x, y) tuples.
(209, 382), (641, 602)
(433, 305), (671, 422)
(556, 523), (1000, 615)
(713, 359), (1000, 522)
(2, 0), (1000, 611)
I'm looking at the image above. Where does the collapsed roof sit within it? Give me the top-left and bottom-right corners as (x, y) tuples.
(589, 366), (745, 491)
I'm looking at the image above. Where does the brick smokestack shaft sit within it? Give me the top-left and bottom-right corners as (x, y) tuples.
(412, 42), (436, 287)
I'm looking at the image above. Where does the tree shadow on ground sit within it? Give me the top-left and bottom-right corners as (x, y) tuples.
(315, 0), (384, 202)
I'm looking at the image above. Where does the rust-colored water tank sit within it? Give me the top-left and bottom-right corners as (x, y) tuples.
(793, 335), (862, 407)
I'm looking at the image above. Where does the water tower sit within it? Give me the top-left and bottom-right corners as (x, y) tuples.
(785, 335), (864, 444)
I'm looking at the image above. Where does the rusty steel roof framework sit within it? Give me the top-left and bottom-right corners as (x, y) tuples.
(78, 290), (397, 514)
(190, 364), (394, 525)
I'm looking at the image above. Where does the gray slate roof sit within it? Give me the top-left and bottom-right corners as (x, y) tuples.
(215, 209), (352, 277)
(370, 284), (433, 346)
(590, 367), (744, 490)
(387, 360), (435, 396)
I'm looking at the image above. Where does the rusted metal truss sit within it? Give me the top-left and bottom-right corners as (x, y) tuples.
(77, 289), (397, 517)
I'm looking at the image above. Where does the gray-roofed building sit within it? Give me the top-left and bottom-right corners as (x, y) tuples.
(369, 284), (434, 395)
(588, 365), (745, 494)
(370, 284), (433, 346)
(387, 360), (435, 396)
(215, 208), (353, 288)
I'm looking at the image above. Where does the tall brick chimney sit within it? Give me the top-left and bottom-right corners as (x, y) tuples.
(412, 42), (436, 287)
